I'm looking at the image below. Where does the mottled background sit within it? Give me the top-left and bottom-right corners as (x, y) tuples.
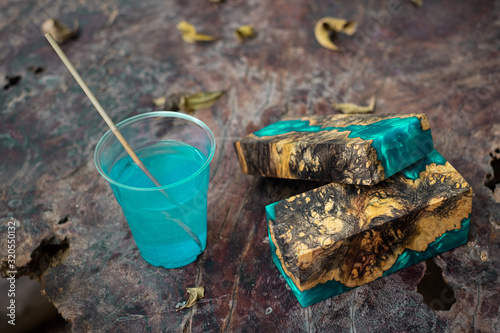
(0, 0), (499, 332)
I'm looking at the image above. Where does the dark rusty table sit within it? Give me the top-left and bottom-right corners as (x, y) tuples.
(1, 0), (499, 332)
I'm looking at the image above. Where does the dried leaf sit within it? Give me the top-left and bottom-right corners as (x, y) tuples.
(332, 96), (376, 114)
(152, 96), (167, 106)
(314, 17), (358, 51)
(177, 287), (204, 311)
(41, 19), (79, 44)
(152, 91), (225, 113)
(411, 0), (423, 7)
(341, 21), (358, 36)
(180, 91), (225, 112)
(151, 94), (182, 111)
(235, 25), (256, 42)
(107, 9), (119, 26)
(177, 21), (217, 44)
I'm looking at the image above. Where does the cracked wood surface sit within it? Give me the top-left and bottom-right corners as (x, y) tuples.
(1, 0), (500, 332)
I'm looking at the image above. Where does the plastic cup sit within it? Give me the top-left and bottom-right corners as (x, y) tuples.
(94, 112), (216, 268)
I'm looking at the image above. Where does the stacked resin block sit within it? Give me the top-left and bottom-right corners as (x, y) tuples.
(235, 113), (433, 185)
(266, 150), (472, 306)
(235, 114), (472, 307)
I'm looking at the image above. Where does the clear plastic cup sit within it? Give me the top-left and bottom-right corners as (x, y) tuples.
(94, 112), (216, 268)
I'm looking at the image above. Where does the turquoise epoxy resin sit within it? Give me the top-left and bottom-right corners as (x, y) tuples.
(235, 114), (434, 185)
(399, 149), (447, 180)
(266, 150), (472, 307)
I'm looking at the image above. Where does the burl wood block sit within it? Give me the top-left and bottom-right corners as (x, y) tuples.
(235, 114), (434, 185)
(266, 150), (472, 307)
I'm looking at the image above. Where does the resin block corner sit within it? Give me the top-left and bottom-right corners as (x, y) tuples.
(235, 113), (433, 185)
(266, 150), (472, 307)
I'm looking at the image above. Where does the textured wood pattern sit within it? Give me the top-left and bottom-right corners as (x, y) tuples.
(268, 151), (472, 292)
(0, 0), (499, 332)
(235, 113), (432, 185)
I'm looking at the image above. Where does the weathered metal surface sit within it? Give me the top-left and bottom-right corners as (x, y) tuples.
(0, 0), (499, 332)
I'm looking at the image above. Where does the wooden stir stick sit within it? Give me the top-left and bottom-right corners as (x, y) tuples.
(45, 33), (203, 251)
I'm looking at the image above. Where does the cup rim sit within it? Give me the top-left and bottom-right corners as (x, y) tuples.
(94, 111), (216, 191)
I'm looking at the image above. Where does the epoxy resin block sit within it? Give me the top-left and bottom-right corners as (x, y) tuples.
(235, 114), (433, 185)
(266, 150), (472, 307)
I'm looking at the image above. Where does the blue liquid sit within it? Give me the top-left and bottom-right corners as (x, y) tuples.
(254, 116), (434, 179)
(108, 140), (209, 268)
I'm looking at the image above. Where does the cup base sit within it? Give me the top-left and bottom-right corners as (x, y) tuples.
(142, 251), (203, 269)
(135, 230), (207, 269)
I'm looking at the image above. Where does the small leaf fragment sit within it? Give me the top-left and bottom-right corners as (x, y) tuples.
(177, 287), (204, 311)
(180, 91), (225, 112)
(235, 25), (256, 42)
(177, 21), (217, 44)
(211, 0), (224, 2)
(152, 91), (225, 113)
(332, 95), (376, 114)
(411, 0), (423, 7)
(151, 94), (182, 111)
(314, 17), (358, 51)
(341, 21), (358, 36)
(152, 96), (167, 106)
(41, 19), (79, 44)
(107, 9), (119, 26)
